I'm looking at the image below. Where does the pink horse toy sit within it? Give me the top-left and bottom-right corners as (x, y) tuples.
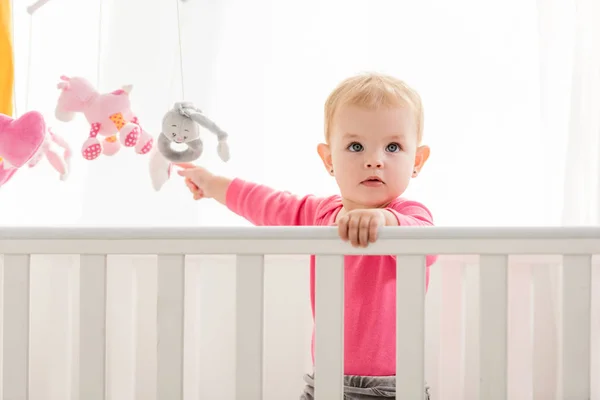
(55, 75), (154, 160)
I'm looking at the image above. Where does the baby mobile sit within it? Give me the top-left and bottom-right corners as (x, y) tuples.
(0, 0), (72, 188)
(149, 0), (231, 191)
(0, 0), (228, 191)
(2, 0), (154, 188)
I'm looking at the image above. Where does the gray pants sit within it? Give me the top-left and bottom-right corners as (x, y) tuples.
(299, 373), (430, 399)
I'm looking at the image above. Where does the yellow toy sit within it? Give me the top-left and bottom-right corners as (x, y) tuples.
(0, 0), (13, 116)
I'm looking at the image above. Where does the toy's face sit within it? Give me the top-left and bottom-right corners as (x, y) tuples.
(162, 111), (200, 144)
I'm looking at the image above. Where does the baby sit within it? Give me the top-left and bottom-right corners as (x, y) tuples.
(177, 72), (436, 399)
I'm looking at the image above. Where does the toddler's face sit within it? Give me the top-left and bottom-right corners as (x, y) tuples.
(318, 104), (428, 209)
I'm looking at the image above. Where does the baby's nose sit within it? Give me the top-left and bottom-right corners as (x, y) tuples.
(364, 160), (383, 168)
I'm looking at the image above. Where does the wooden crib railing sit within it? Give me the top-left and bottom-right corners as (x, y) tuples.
(0, 226), (597, 400)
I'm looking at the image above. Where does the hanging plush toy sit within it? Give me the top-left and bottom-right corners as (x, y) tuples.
(26, 127), (72, 181)
(0, 109), (73, 187)
(54, 75), (154, 160)
(0, 111), (45, 186)
(0, 111), (73, 187)
(149, 102), (230, 191)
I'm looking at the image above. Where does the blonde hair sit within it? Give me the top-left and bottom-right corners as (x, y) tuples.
(323, 72), (424, 144)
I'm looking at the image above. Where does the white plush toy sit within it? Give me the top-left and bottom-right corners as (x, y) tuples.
(149, 102), (230, 191)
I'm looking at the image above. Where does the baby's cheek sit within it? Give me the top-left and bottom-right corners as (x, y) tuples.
(333, 153), (357, 169)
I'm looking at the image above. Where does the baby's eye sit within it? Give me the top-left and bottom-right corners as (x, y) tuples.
(347, 142), (363, 152)
(386, 142), (401, 152)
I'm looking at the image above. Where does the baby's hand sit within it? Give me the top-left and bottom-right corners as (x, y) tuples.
(337, 209), (386, 248)
(175, 162), (215, 200)
(184, 177), (203, 200)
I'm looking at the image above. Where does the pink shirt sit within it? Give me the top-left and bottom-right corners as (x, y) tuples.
(226, 178), (437, 376)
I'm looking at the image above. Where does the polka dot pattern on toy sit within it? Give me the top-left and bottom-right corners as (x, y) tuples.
(124, 127), (140, 147)
(138, 139), (153, 154)
(83, 143), (102, 160)
(90, 122), (101, 137)
(109, 113), (126, 130)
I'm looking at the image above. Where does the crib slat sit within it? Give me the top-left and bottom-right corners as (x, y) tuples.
(560, 255), (591, 398)
(314, 255), (344, 399)
(235, 255), (265, 400)
(157, 255), (185, 400)
(395, 255), (426, 399)
(479, 255), (508, 400)
(79, 254), (107, 400)
(2, 254), (30, 400)
(532, 264), (558, 399)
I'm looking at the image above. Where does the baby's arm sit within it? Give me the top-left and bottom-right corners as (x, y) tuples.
(385, 198), (438, 266)
(225, 178), (323, 226)
(337, 200), (434, 247)
(202, 175), (323, 226)
(383, 198), (434, 226)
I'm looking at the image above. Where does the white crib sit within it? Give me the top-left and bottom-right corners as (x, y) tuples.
(0, 226), (597, 400)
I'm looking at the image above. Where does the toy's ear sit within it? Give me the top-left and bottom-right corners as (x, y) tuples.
(57, 82), (69, 90)
(217, 140), (230, 162)
(122, 84), (133, 94)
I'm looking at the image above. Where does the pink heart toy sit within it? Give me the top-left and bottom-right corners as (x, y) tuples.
(0, 111), (47, 169)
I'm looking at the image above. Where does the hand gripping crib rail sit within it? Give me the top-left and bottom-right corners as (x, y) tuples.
(0, 226), (597, 400)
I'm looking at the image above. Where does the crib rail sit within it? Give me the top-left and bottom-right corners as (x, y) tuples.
(0, 226), (598, 400)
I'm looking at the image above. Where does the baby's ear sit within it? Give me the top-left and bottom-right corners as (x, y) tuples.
(414, 145), (430, 171)
(317, 143), (332, 172)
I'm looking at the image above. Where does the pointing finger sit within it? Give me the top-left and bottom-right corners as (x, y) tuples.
(177, 169), (192, 177)
(174, 162), (196, 169)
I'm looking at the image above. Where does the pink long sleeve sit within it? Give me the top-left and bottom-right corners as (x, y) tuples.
(225, 178), (324, 226)
(385, 197), (438, 268)
(226, 180), (438, 376)
(385, 198), (434, 226)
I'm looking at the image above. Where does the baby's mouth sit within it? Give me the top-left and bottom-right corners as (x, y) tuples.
(361, 176), (385, 185)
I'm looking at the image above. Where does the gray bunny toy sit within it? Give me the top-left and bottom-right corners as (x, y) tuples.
(158, 101), (230, 163)
(149, 102), (230, 191)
